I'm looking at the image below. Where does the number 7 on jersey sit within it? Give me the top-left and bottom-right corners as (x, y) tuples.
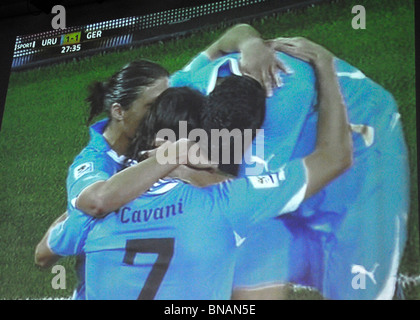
(123, 238), (175, 300)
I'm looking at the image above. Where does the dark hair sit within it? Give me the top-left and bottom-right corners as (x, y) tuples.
(86, 60), (169, 124)
(201, 75), (266, 176)
(127, 86), (206, 162)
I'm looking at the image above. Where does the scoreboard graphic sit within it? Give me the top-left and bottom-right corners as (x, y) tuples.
(12, 16), (138, 69)
(11, 0), (325, 70)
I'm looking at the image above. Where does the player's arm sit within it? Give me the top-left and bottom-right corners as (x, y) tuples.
(75, 140), (191, 218)
(34, 212), (68, 269)
(211, 39), (352, 232)
(76, 156), (178, 218)
(205, 24), (266, 59)
(168, 164), (229, 187)
(205, 23), (288, 95)
(271, 37), (353, 198)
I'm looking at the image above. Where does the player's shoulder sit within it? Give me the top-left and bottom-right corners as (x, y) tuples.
(72, 143), (120, 168)
(69, 148), (108, 174)
(67, 146), (123, 188)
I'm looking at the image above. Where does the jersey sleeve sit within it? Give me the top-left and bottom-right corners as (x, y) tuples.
(47, 213), (93, 256)
(210, 158), (308, 236)
(66, 153), (116, 209)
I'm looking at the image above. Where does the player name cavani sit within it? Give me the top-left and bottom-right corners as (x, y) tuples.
(119, 199), (184, 224)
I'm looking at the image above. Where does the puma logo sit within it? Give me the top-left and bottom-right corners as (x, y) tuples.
(351, 263), (380, 289)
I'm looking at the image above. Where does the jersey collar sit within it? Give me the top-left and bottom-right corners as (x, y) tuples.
(89, 119), (126, 164)
(189, 53), (242, 95)
(205, 55), (242, 94)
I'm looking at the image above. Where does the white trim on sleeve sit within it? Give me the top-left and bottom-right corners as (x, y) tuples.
(279, 160), (308, 214)
(279, 183), (307, 215)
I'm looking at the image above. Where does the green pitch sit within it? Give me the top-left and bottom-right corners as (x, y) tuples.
(0, 0), (417, 299)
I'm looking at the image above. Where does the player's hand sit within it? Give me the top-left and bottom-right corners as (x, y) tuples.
(266, 37), (334, 66)
(140, 138), (172, 160)
(239, 38), (289, 96)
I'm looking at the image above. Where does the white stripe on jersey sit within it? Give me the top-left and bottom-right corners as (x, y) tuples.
(147, 179), (179, 195)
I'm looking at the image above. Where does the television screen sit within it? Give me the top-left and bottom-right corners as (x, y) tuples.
(0, 0), (417, 302)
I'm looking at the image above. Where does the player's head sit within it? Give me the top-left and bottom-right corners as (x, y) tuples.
(201, 75), (266, 176)
(127, 86), (206, 161)
(86, 60), (169, 139)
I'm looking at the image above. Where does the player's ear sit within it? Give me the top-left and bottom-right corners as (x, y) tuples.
(110, 103), (124, 121)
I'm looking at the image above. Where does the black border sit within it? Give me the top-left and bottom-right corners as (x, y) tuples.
(0, 0), (418, 301)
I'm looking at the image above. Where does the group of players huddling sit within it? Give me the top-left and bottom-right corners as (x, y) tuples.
(35, 24), (409, 300)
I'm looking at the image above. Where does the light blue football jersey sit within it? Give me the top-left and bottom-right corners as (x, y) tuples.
(171, 52), (409, 299)
(170, 52), (317, 176)
(83, 159), (307, 300)
(48, 119), (126, 300)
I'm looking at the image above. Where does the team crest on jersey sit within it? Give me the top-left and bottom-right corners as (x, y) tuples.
(74, 162), (93, 179)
